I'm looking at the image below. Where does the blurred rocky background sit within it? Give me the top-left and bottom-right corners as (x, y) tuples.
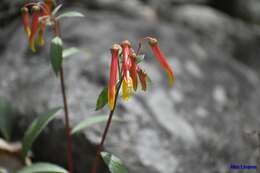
(1, 0), (260, 173)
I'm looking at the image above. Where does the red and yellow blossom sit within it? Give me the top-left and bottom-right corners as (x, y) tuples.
(121, 40), (133, 101)
(29, 5), (41, 52)
(21, 0), (56, 52)
(108, 44), (120, 110)
(148, 37), (175, 86)
(106, 37), (175, 109)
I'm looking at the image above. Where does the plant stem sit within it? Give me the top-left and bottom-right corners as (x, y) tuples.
(90, 76), (124, 173)
(60, 66), (74, 173)
(55, 20), (74, 173)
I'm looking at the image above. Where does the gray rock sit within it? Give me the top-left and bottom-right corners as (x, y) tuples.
(0, 4), (260, 173)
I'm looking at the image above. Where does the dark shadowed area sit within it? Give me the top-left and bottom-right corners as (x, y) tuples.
(1, 0), (260, 173)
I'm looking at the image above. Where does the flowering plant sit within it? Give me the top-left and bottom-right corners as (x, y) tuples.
(0, 0), (175, 173)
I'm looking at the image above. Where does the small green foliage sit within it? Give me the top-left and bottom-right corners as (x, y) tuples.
(0, 98), (13, 141)
(17, 162), (68, 173)
(95, 87), (108, 111)
(101, 152), (128, 173)
(56, 11), (84, 20)
(71, 115), (122, 135)
(22, 107), (61, 158)
(50, 37), (63, 75)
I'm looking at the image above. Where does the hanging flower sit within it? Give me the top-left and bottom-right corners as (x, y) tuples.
(29, 5), (41, 52)
(121, 40), (133, 101)
(148, 37), (175, 86)
(108, 44), (120, 110)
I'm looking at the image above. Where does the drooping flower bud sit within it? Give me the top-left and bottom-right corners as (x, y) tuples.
(137, 67), (147, 91)
(108, 44), (120, 110)
(130, 53), (138, 91)
(148, 38), (175, 86)
(21, 7), (31, 38)
(29, 5), (41, 52)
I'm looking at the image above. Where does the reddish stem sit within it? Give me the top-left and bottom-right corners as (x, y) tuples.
(90, 76), (124, 173)
(60, 66), (74, 173)
(55, 21), (74, 173)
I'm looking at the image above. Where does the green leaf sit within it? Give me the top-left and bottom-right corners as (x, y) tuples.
(50, 37), (63, 75)
(136, 54), (145, 64)
(71, 115), (122, 135)
(56, 11), (84, 20)
(52, 4), (63, 16)
(63, 47), (80, 59)
(17, 162), (68, 173)
(95, 87), (108, 111)
(22, 107), (61, 158)
(0, 98), (13, 141)
(101, 152), (128, 173)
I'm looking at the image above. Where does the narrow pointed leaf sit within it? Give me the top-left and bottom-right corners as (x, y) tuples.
(50, 37), (63, 75)
(22, 107), (61, 158)
(63, 47), (80, 59)
(101, 152), (128, 173)
(56, 11), (84, 20)
(17, 162), (68, 173)
(71, 115), (122, 135)
(95, 87), (108, 111)
(52, 4), (63, 16)
(0, 98), (13, 141)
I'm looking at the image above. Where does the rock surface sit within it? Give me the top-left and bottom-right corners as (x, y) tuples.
(0, 2), (260, 173)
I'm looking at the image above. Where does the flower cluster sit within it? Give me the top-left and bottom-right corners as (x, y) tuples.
(108, 37), (175, 110)
(21, 0), (55, 52)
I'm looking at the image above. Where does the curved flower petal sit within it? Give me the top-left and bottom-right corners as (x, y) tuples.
(148, 38), (175, 86)
(21, 7), (31, 38)
(108, 44), (120, 110)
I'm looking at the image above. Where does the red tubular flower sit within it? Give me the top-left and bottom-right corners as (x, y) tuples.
(130, 53), (138, 91)
(148, 38), (175, 86)
(137, 67), (147, 91)
(21, 7), (31, 38)
(108, 44), (120, 110)
(121, 40), (133, 100)
(29, 5), (41, 52)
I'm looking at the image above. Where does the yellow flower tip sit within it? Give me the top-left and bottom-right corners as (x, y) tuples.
(122, 78), (133, 101)
(167, 70), (175, 87)
(25, 27), (31, 38)
(29, 39), (36, 53)
(38, 37), (45, 46)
